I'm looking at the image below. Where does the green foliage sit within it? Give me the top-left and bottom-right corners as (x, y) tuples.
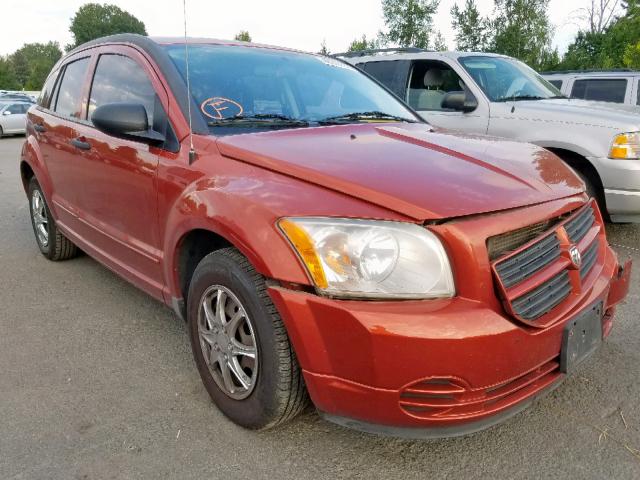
(234, 31), (252, 42)
(68, 3), (146, 49)
(348, 35), (379, 52)
(381, 0), (440, 48)
(8, 42), (62, 90)
(450, 0), (490, 51)
(432, 31), (448, 51)
(624, 40), (640, 67)
(490, 0), (555, 70)
(559, 2), (640, 69)
(0, 56), (20, 90)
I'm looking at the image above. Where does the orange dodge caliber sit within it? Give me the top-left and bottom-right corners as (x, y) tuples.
(20, 34), (631, 438)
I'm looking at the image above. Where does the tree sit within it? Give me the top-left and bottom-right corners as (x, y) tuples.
(318, 39), (330, 55)
(9, 42), (62, 90)
(0, 57), (20, 90)
(451, 0), (490, 51)
(381, 0), (440, 48)
(432, 31), (448, 51)
(347, 35), (378, 52)
(624, 39), (640, 66)
(68, 3), (146, 49)
(572, 0), (622, 34)
(234, 31), (252, 42)
(491, 0), (555, 70)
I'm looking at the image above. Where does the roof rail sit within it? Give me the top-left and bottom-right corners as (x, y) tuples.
(543, 68), (637, 74)
(333, 47), (430, 58)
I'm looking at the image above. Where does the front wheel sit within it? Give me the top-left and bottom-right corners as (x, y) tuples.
(28, 178), (78, 261)
(187, 248), (309, 430)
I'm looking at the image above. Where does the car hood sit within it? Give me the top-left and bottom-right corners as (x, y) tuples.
(216, 123), (583, 221)
(509, 98), (640, 131)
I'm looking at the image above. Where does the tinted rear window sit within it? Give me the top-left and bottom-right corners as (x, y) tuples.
(360, 60), (410, 98)
(571, 78), (627, 103)
(547, 79), (563, 89)
(39, 70), (60, 109)
(54, 57), (90, 118)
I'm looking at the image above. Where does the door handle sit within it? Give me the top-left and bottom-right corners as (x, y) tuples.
(33, 123), (46, 133)
(70, 137), (91, 150)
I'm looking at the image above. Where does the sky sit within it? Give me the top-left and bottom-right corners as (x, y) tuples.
(2, 0), (590, 57)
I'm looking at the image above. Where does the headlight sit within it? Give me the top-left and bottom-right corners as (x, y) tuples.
(609, 132), (640, 159)
(278, 217), (455, 299)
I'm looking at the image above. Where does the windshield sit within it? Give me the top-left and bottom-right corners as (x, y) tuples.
(165, 44), (419, 134)
(458, 56), (564, 102)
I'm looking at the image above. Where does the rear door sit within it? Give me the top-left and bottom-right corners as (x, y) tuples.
(71, 46), (168, 296)
(35, 56), (92, 230)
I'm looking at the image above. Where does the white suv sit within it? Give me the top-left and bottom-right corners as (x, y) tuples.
(542, 70), (640, 106)
(338, 49), (640, 223)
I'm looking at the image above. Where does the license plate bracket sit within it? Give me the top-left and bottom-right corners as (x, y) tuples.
(560, 301), (604, 374)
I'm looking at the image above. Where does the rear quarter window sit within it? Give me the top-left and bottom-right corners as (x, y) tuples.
(547, 79), (563, 89)
(571, 78), (627, 103)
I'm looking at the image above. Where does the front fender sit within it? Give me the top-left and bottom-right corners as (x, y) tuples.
(162, 177), (313, 299)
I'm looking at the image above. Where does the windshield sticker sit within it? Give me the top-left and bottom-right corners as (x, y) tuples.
(201, 97), (244, 120)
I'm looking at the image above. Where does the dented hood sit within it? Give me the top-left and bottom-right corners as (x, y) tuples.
(216, 123), (584, 221)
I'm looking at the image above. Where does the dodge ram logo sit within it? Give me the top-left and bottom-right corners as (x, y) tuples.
(569, 246), (582, 269)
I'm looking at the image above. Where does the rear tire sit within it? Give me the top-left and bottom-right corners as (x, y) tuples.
(28, 178), (78, 261)
(0, 126), (3, 138)
(187, 247), (309, 430)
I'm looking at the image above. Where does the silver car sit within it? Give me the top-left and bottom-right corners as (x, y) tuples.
(0, 101), (30, 137)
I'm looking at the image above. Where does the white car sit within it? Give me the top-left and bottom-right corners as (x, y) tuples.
(338, 49), (640, 223)
(0, 101), (30, 137)
(542, 70), (640, 106)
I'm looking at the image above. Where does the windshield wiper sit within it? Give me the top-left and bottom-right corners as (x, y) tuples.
(318, 111), (417, 125)
(208, 114), (310, 127)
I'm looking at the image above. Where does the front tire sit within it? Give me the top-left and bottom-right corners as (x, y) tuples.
(187, 248), (308, 430)
(28, 178), (78, 261)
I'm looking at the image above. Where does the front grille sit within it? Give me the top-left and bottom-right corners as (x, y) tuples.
(512, 271), (572, 320)
(488, 218), (564, 261)
(580, 241), (599, 279)
(565, 206), (596, 243)
(494, 233), (560, 288)
(490, 202), (602, 326)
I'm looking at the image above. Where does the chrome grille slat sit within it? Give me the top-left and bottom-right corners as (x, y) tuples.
(512, 271), (572, 320)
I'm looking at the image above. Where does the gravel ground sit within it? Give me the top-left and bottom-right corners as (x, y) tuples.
(1, 136), (639, 479)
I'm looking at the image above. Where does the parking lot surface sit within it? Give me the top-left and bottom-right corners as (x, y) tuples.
(1, 136), (639, 479)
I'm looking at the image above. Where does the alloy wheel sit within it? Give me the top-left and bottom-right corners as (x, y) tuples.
(31, 190), (49, 248)
(197, 285), (258, 400)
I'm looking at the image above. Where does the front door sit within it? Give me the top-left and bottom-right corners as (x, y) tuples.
(406, 60), (489, 134)
(72, 48), (167, 297)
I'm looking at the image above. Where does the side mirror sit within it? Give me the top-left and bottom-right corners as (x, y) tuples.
(441, 91), (478, 113)
(91, 102), (165, 144)
(3, 110), (11, 115)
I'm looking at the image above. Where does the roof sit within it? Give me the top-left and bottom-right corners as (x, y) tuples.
(542, 69), (640, 76)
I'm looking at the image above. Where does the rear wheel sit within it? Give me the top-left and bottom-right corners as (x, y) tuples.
(28, 178), (78, 261)
(187, 247), (308, 430)
(0, 126), (4, 138)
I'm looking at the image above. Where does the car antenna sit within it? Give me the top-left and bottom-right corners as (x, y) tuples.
(183, 0), (196, 164)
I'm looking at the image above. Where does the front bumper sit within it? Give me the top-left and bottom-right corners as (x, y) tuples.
(590, 156), (640, 222)
(268, 247), (631, 438)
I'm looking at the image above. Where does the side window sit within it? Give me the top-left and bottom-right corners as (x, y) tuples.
(88, 54), (156, 126)
(18, 104), (30, 114)
(548, 79), (563, 89)
(54, 58), (90, 118)
(38, 69), (60, 108)
(361, 61), (410, 98)
(571, 78), (627, 103)
(407, 60), (466, 111)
